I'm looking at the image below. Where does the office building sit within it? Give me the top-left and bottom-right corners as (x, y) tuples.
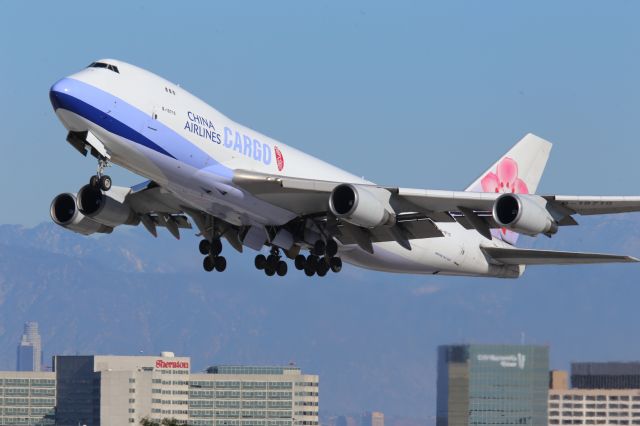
(548, 365), (640, 425)
(0, 350), (319, 425)
(0, 370), (56, 425)
(362, 411), (384, 426)
(17, 322), (43, 372)
(436, 344), (549, 426)
(54, 352), (190, 426)
(335, 416), (358, 426)
(189, 365), (319, 426)
(572, 363), (640, 390)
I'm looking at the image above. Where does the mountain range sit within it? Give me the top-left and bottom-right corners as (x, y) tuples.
(1, 215), (640, 424)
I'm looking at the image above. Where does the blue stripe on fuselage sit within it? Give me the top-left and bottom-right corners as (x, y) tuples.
(49, 78), (232, 179)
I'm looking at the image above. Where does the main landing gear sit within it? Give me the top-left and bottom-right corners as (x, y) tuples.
(200, 238), (227, 272)
(291, 239), (342, 278)
(254, 247), (288, 277)
(253, 239), (342, 278)
(89, 157), (112, 191)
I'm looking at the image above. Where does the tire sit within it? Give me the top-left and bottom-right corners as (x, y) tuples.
(306, 255), (318, 270)
(255, 254), (267, 270)
(276, 261), (288, 276)
(313, 240), (326, 256)
(199, 240), (211, 255)
(214, 256), (227, 272)
(99, 175), (112, 191)
(304, 265), (315, 277)
(330, 257), (342, 273)
(294, 255), (306, 270)
(210, 239), (222, 256)
(326, 239), (338, 258)
(266, 254), (279, 270)
(203, 256), (215, 272)
(317, 263), (328, 277)
(265, 266), (276, 276)
(89, 175), (100, 189)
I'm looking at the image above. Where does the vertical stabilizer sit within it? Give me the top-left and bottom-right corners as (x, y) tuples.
(466, 133), (553, 244)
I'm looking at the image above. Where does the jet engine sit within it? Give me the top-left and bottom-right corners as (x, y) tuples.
(492, 193), (558, 236)
(50, 193), (112, 235)
(76, 185), (139, 228)
(328, 184), (395, 228)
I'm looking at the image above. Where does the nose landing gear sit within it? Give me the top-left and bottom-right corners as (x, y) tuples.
(89, 157), (112, 191)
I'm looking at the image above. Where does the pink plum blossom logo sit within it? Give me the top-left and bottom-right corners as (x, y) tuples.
(480, 157), (529, 240)
(274, 146), (284, 172)
(480, 157), (528, 195)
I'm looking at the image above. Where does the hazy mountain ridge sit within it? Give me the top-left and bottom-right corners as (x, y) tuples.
(1, 216), (640, 423)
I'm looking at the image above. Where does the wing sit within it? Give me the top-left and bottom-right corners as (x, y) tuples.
(548, 195), (640, 215)
(123, 181), (193, 239)
(232, 169), (640, 249)
(481, 247), (639, 265)
(125, 181), (244, 251)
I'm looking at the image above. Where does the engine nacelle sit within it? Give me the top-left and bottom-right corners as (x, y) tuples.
(328, 184), (395, 228)
(492, 193), (558, 236)
(77, 185), (139, 228)
(50, 193), (112, 235)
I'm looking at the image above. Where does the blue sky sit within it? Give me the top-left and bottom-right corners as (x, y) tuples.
(1, 1), (640, 225)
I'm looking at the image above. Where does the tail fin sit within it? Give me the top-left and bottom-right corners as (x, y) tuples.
(466, 133), (553, 245)
(466, 133), (552, 193)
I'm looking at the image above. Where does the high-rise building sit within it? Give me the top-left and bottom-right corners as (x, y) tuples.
(436, 344), (549, 426)
(572, 362), (640, 389)
(548, 365), (640, 425)
(17, 322), (43, 372)
(0, 370), (56, 425)
(336, 415), (358, 426)
(189, 365), (319, 426)
(362, 411), (384, 426)
(54, 352), (190, 426)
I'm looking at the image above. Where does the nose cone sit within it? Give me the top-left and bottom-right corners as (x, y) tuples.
(49, 78), (72, 111)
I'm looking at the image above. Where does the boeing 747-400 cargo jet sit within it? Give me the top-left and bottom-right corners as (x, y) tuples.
(49, 59), (640, 278)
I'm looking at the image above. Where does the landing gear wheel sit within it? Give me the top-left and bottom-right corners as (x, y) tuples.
(304, 264), (315, 277)
(199, 240), (211, 255)
(306, 255), (318, 271)
(276, 261), (288, 277)
(266, 254), (279, 270)
(89, 175), (100, 189)
(326, 239), (338, 258)
(330, 257), (342, 273)
(294, 255), (306, 270)
(214, 256), (227, 272)
(203, 256), (215, 272)
(209, 239), (222, 256)
(313, 240), (326, 256)
(255, 254), (267, 270)
(99, 175), (112, 191)
(265, 266), (276, 276)
(316, 262), (328, 277)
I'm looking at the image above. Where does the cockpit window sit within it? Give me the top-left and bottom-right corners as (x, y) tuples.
(88, 62), (120, 74)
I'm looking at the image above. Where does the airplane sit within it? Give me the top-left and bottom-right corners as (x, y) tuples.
(49, 59), (640, 279)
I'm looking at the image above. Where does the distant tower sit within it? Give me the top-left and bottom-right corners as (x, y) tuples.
(362, 412), (384, 426)
(17, 322), (42, 371)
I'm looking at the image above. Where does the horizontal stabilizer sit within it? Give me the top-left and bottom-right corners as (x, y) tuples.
(481, 247), (639, 265)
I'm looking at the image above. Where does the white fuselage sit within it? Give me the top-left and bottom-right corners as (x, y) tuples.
(49, 59), (522, 278)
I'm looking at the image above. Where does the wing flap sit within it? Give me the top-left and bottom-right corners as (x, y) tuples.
(481, 246), (639, 265)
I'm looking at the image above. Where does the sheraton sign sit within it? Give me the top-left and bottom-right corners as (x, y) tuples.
(155, 359), (189, 369)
